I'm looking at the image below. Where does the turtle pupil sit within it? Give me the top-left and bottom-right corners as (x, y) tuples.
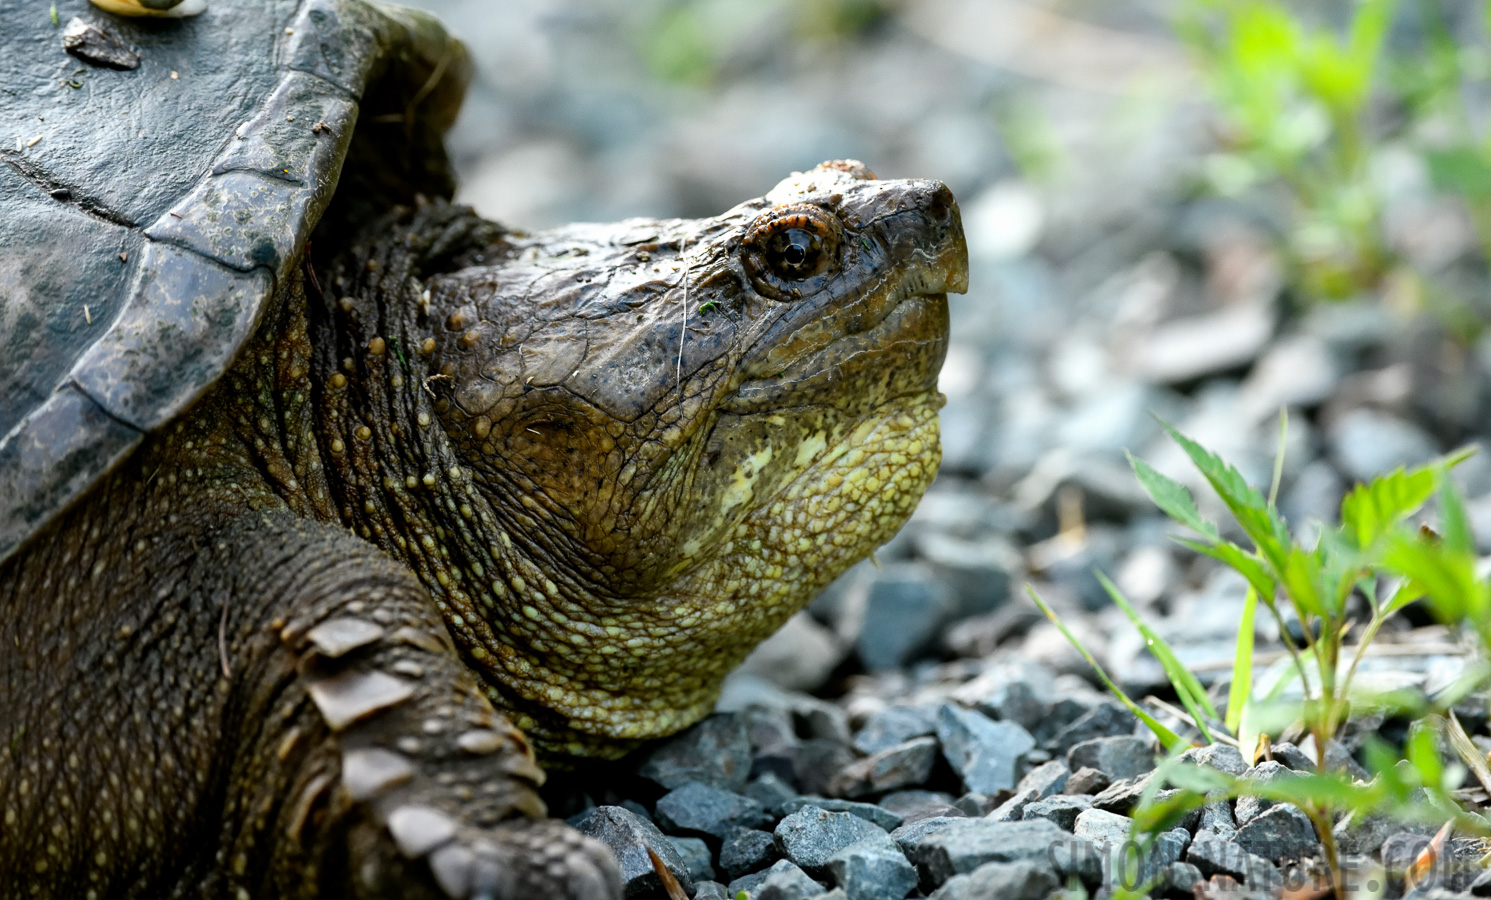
(770, 228), (821, 278)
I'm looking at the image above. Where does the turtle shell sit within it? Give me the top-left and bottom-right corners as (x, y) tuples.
(0, 0), (469, 561)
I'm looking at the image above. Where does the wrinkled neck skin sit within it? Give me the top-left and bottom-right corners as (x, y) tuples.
(313, 163), (967, 759)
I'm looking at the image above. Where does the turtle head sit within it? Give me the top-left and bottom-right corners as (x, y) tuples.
(425, 161), (967, 753)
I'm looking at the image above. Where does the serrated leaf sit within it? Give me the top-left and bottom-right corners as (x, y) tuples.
(1382, 531), (1482, 624)
(1157, 419), (1290, 573)
(1097, 571), (1216, 741)
(1127, 451), (1220, 541)
(1025, 585), (1187, 751)
(1341, 465), (1436, 550)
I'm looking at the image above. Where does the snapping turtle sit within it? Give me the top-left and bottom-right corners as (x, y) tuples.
(0, 0), (967, 897)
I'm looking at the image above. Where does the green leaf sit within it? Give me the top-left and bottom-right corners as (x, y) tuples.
(1127, 451), (1220, 541)
(1097, 571), (1217, 741)
(1226, 586), (1259, 734)
(1438, 470), (1474, 556)
(1178, 538), (1278, 609)
(1340, 465), (1437, 551)
(1382, 530), (1482, 623)
(1025, 586), (1187, 751)
(1157, 419), (1290, 574)
(1281, 544), (1327, 619)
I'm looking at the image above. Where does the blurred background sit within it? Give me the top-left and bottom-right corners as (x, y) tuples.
(398, 0), (1491, 697)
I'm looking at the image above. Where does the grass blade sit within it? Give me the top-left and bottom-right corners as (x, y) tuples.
(1096, 571), (1217, 741)
(1026, 585), (1187, 751)
(1226, 586), (1258, 734)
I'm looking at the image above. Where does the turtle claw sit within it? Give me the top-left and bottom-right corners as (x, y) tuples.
(401, 819), (619, 900)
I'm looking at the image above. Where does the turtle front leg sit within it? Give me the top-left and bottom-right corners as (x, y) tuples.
(216, 517), (620, 900)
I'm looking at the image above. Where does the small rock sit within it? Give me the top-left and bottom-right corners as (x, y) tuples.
(878, 790), (957, 820)
(829, 736), (939, 799)
(638, 714), (752, 792)
(915, 531), (1017, 621)
(1178, 743), (1248, 777)
(757, 858), (828, 899)
(889, 816), (966, 855)
(1238, 333), (1339, 418)
(1064, 766), (1110, 795)
(948, 792), (995, 816)
(1268, 742), (1318, 771)
(1015, 760), (1070, 799)
(1047, 835), (1103, 885)
(795, 738), (860, 798)
(727, 867), (774, 898)
(1333, 809), (1409, 856)
(1163, 861), (1205, 895)
(745, 774), (799, 814)
(1234, 804), (1320, 863)
(572, 806), (697, 900)
(655, 782), (773, 840)
(935, 703), (1036, 794)
(1033, 696), (1104, 745)
(1328, 408), (1440, 482)
(774, 806), (888, 877)
(668, 835), (716, 883)
(1381, 832), (1435, 875)
(1066, 736), (1155, 781)
(1072, 808), (1131, 849)
(900, 817), (1073, 885)
(779, 797), (902, 833)
(694, 881), (731, 900)
(855, 564), (956, 671)
(1199, 800), (1237, 842)
(1022, 794), (1093, 832)
(1091, 774), (1151, 815)
(986, 788), (1039, 822)
(1051, 702), (1136, 752)
(824, 835), (919, 900)
(852, 705), (938, 756)
(739, 612), (847, 694)
(928, 859), (1059, 900)
(720, 828), (780, 880)
(1234, 761), (1293, 824)
(736, 860), (825, 900)
(1126, 303), (1275, 384)
(1186, 829), (1279, 889)
(62, 17), (141, 70)
(1471, 866), (1491, 895)
(743, 707), (799, 754)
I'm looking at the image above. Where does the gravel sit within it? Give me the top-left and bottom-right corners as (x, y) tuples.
(392, 4), (1491, 898)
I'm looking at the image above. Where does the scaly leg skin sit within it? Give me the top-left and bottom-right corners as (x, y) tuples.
(204, 515), (621, 899)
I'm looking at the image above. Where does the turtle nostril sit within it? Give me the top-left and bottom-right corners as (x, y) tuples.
(925, 183), (956, 227)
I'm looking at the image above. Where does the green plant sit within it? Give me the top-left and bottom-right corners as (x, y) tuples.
(1178, 0), (1398, 300)
(1033, 417), (1489, 897)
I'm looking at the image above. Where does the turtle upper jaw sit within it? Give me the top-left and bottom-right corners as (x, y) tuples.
(722, 288), (953, 416)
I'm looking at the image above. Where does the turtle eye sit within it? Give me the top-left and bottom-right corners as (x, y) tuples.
(765, 227), (825, 279)
(743, 204), (842, 298)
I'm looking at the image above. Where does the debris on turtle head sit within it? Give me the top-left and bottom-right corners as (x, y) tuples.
(62, 17), (140, 70)
(88, 0), (207, 18)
